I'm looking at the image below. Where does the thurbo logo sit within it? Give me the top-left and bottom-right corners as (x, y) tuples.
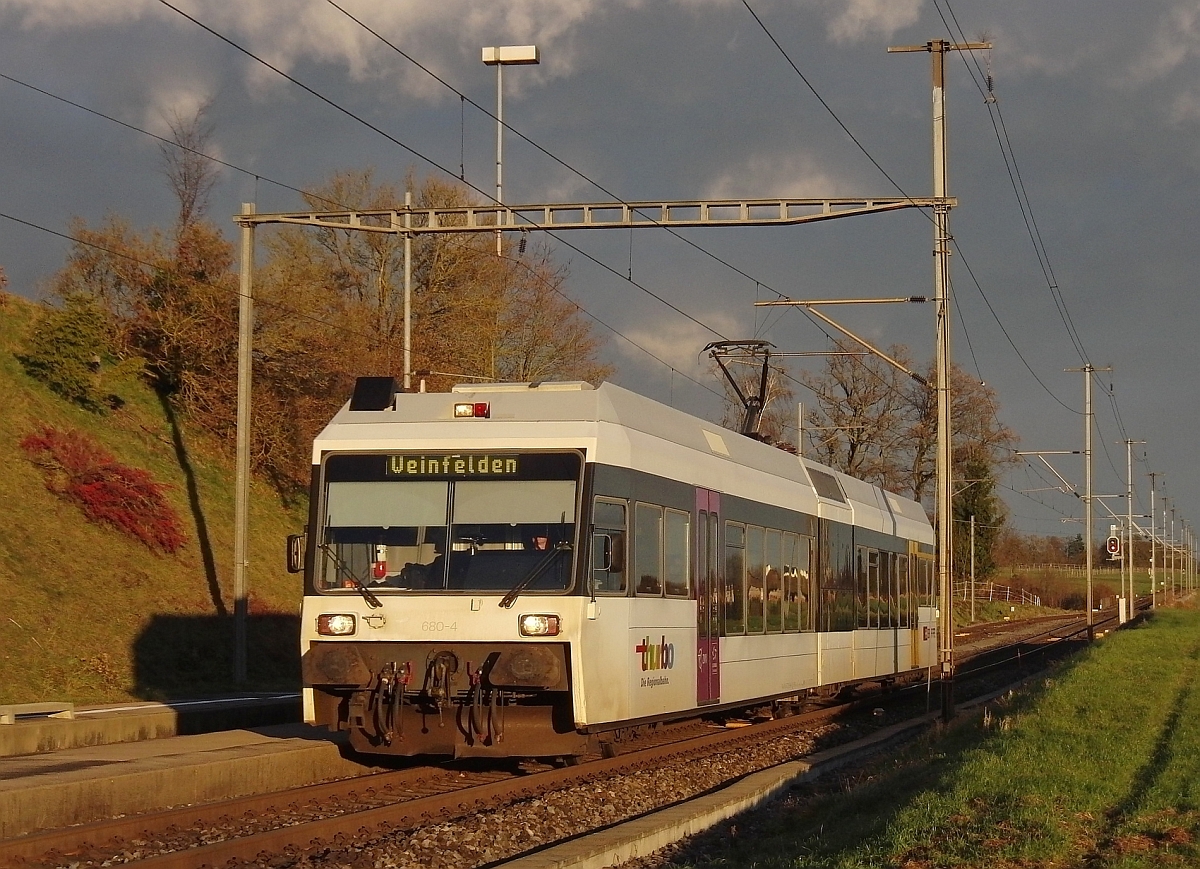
(635, 635), (675, 671)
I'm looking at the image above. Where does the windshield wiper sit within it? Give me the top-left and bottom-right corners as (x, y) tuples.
(319, 543), (383, 609)
(499, 541), (572, 609)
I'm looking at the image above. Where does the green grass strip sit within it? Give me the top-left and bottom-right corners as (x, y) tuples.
(664, 608), (1200, 868)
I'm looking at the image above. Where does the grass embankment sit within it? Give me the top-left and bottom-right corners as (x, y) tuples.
(0, 293), (306, 705)
(668, 606), (1200, 868)
(954, 599), (1053, 626)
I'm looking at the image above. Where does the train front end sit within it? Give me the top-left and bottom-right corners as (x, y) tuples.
(298, 382), (596, 758)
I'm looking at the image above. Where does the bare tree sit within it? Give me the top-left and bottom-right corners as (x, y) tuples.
(265, 169), (611, 392)
(800, 340), (1018, 507)
(494, 247), (612, 384)
(902, 361), (1019, 505)
(159, 102), (219, 234)
(799, 339), (915, 491)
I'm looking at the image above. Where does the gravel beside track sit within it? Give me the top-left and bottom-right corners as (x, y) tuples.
(318, 726), (837, 869)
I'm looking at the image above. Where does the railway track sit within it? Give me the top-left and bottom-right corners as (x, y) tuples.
(2, 709), (842, 868)
(0, 609), (1128, 869)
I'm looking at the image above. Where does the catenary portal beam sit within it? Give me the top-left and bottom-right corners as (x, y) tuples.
(238, 197), (953, 234)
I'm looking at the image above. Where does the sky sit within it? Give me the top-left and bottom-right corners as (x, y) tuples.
(1, 0), (1197, 547)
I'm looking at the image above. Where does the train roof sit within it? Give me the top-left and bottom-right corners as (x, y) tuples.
(314, 379), (933, 545)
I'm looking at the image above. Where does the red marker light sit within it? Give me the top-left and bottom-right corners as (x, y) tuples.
(474, 402), (490, 418)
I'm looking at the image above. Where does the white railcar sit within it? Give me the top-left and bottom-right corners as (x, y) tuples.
(297, 379), (937, 758)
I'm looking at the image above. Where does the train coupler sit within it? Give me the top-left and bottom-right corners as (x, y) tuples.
(424, 651), (459, 728)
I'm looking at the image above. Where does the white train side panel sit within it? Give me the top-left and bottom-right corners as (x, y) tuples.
(299, 380), (937, 757)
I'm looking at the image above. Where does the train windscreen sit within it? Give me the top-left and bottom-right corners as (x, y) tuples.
(316, 451), (582, 593)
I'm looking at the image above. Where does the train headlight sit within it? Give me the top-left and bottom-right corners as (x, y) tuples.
(518, 613), (561, 637)
(316, 613), (357, 636)
(453, 402), (490, 418)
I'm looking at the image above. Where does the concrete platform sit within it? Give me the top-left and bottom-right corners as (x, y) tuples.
(0, 722), (378, 840)
(0, 694), (301, 759)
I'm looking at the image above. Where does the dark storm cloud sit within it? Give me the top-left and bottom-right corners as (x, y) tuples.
(0, 0), (1197, 531)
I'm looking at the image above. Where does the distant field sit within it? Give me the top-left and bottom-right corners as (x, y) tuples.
(997, 564), (1176, 610)
(656, 604), (1200, 869)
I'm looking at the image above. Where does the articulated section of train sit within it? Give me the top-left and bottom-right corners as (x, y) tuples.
(296, 379), (936, 758)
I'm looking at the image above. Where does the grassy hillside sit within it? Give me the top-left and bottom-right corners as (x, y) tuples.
(0, 292), (308, 705)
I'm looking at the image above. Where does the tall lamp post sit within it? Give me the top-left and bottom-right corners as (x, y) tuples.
(482, 44), (540, 254)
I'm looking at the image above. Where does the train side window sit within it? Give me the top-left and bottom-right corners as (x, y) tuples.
(764, 528), (783, 632)
(876, 552), (885, 628)
(824, 524), (856, 632)
(634, 502), (663, 596)
(897, 554), (910, 628)
(930, 558), (937, 609)
(592, 497), (627, 595)
(724, 522), (745, 635)
(797, 535), (814, 631)
(746, 525), (765, 634)
(783, 532), (798, 632)
(856, 547), (869, 628)
(868, 550), (881, 628)
(893, 553), (901, 627)
(782, 533), (813, 633)
(881, 551), (894, 628)
(664, 509), (690, 597)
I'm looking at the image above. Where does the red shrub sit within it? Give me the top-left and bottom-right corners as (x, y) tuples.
(21, 426), (187, 554)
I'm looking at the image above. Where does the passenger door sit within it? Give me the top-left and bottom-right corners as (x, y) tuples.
(696, 489), (721, 705)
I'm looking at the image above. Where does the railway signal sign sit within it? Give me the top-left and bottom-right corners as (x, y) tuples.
(1106, 535), (1122, 558)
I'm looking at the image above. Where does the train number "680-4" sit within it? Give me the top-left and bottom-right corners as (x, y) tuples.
(421, 621), (456, 632)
